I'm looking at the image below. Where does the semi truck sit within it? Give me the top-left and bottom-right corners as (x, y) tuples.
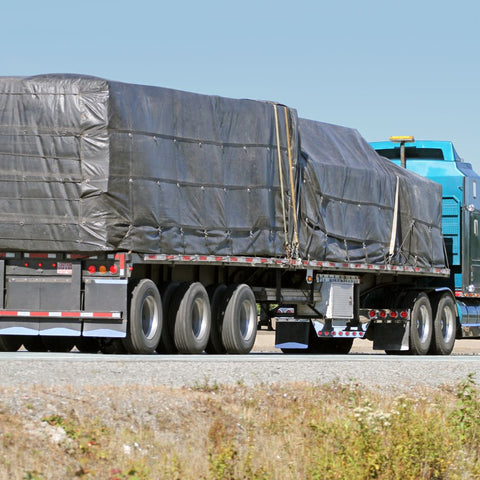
(0, 74), (474, 355)
(370, 137), (480, 349)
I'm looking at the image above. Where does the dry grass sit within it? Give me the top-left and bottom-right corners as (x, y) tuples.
(1, 375), (480, 479)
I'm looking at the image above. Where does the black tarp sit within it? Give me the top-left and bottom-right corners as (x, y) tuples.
(0, 74), (445, 268)
(0, 74), (296, 256)
(297, 118), (445, 267)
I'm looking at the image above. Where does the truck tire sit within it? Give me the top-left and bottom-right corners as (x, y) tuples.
(430, 293), (457, 355)
(222, 284), (257, 354)
(172, 282), (211, 354)
(205, 284), (228, 354)
(0, 335), (22, 352)
(408, 292), (433, 355)
(156, 282), (179, 354)
(123, 279), (163, 354)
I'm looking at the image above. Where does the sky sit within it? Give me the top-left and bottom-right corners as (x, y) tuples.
(2, 0), (479, 169)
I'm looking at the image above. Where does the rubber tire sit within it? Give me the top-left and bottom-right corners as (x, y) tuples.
(222, 284), (257, 354)
(408, 292), (433, 355)
(156, 282), (180, 354)
(172, 282), (211, 354)
(0, 335), (22, 352)
(205, 284), (228, 354)
(430, 293), (457, 355)
(75, 338), (101, 353)
(123, 279), (163, 354)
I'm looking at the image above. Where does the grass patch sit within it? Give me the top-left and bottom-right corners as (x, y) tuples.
(0, 377), (480, 479)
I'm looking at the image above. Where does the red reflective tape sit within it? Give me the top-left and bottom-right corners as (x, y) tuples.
(199, 256), (207, 261)
(92, 312), (114, 318)
(30, 311), (49, 317)
(61, 312), (81, 317)
(231, 257), (238, 262)
(115, 253), (126, 269)
(182, 256), (191, 261)
(246, 258), (253, 263)
(0, 311), (19, 316)
(215, 256), (223, 261)
(25, 253), (49, 258)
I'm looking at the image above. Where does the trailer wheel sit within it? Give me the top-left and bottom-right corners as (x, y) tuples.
(156, 282), (179, 354)
(408, 292), (433, 355)
(430, 293), (456, 355)
(222, 284), (257, 354)
(0, 335), (22, 352)
(172, 282), (211, 354)
(205, 284), (228, 354)
(124, 279), (163, 354)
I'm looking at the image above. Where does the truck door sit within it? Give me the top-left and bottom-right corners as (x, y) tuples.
(463, 177), (480, 293)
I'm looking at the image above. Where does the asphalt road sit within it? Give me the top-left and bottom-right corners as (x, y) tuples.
(0, 331), (479, 392)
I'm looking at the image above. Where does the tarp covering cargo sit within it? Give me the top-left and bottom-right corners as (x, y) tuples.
(0, 74), (445, 268)
(297, 118), (445, 267)
(0, 74), (296, 256)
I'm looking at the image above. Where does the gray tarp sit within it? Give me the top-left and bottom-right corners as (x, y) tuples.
(0, 74), (445, 268)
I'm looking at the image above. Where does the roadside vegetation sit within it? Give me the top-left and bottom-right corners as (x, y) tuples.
(1, 375), (480, 479)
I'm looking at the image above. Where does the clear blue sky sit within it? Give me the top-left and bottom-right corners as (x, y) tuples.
(2, 0), (479, 169)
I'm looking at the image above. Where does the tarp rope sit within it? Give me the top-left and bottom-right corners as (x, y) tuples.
(283, 106), (299, 259)
(273, 104), (290, 258)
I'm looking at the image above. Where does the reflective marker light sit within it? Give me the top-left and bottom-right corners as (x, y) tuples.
(98, 265), (107, 274)
(389, 136), (415, 143)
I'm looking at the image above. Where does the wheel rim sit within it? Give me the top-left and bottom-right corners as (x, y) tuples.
(239, 299), (255, 340)
(142, 295), (160, 340)
(192, 297), (208, 338)
(440, 303), (455, 343)
(416, 304), (431, 343)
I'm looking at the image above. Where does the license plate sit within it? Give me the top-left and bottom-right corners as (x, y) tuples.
(57, 262), (73, 275)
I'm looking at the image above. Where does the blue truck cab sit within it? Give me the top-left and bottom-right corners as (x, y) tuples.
(371, 139), (480, 337)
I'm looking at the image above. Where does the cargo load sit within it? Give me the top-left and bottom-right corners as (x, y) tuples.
(297, 118), (445, 267)
(0, 74), (444, 268)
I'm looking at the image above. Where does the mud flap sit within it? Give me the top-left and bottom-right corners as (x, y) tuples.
(372, 322), (410, 351)
(275, 320), (309, 350)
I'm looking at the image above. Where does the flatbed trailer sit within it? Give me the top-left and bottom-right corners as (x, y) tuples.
(0, 75), (466, 355)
